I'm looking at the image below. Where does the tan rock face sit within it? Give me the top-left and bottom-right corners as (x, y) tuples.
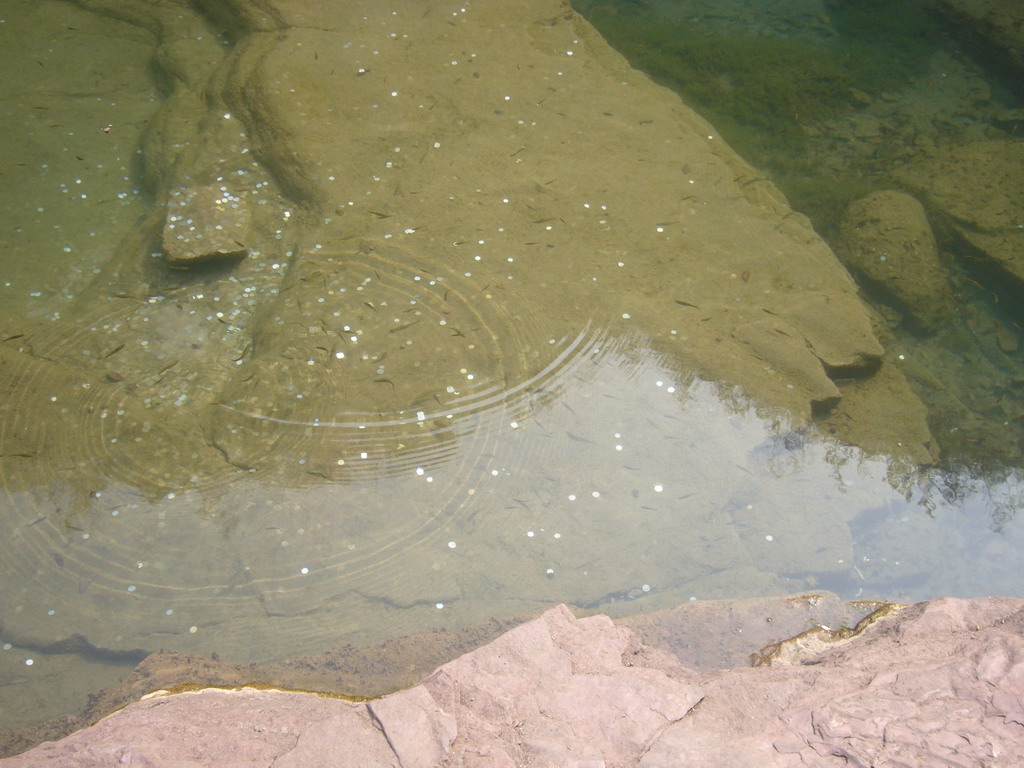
(837, 190), (955, 333)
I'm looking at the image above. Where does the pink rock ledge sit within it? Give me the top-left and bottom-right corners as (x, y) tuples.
(2, 598), (1023, 767)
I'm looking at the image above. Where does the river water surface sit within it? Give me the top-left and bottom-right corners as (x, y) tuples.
(2, 0), (1023, 737)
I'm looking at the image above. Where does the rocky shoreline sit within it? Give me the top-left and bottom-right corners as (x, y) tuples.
(3, 595), (1022, 766)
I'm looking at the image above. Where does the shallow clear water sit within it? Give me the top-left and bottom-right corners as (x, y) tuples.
(2, 0), (1023, 739)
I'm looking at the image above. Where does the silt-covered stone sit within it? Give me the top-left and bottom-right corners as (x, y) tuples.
(162, 184), (250, 265)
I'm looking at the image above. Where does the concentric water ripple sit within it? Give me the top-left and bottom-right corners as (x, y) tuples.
(208, 240), (587, 480)
(0, 247), (615, 656)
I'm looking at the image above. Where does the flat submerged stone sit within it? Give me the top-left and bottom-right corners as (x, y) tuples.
(162, 184), (250, 265)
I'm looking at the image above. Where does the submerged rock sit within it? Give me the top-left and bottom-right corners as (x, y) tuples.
(162, 184), (251, 265)
(836, 189), (955, 333)
(929, 0), (1024, 75)
(894, 139), (1024, 295)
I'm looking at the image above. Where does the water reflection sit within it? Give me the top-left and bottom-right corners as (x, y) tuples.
(4, 328), (1024, 668)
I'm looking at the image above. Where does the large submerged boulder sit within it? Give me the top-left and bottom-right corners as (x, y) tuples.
(836, 190), (955, 333)
(60, 0), (939, 460)
(197, 0), (933, 457)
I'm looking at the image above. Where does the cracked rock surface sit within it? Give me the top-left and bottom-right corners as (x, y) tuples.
(5, 597), (1022, 767)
